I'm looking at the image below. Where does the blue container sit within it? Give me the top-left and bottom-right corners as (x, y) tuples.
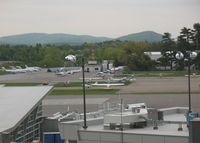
(44, 132), (64, 143)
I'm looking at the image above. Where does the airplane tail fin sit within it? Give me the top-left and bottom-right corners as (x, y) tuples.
(93, 82), (98, 85)
(1, 67), (6, 71)
(16, 66), (22, 69)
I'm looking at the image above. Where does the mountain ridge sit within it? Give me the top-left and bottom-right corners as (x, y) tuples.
(0, 33), (112, 45)
(117, 31), (162, 42)
(0, 31), (162, 45)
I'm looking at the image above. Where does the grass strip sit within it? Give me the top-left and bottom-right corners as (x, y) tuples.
(54, 82), (130, 87)
(0, 71), (7, 75)
(0, 82), (41, 86)
(123, 70), (191, 77)
(50, 89), (119, 95)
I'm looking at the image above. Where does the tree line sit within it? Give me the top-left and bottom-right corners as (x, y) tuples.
(160, 23), (200, 70)
(0, 23), (199, 71)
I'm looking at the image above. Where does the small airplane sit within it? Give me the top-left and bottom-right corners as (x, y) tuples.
(25, 65), (41, 72)
(67, 68), (82, 74)
(109, 77), (128, 82)
(56, 68), (82, 76)
(14, 65), (41, 72)
(91, 82), (124, 88)
(110, 66), (125, 72)
(79, 77), (103, 82)
(1, 67), (27, 74)
(56, 71), (68, 76)
(96, 72), (105, 77)
(109, 74), (136, 82)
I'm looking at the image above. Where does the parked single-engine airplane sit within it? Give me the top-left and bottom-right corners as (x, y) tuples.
(91, 82), (124, 88)
(56, 68), (82, 76)
(25, 65), (41, 72)
(1, 67), (27, 73)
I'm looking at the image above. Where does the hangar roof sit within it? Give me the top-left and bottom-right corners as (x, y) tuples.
(0, 86), (53, 133)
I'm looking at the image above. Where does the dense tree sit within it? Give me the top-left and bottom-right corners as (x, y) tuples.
(179, 27), (193, 50)
(193, 23), (200, 49)
(161, 32), (176, 70)
(193, 23), (200, 70)
(39, 47), (63, 67)
(0, 23), (199, 71)
(176, 25), (200, 70)
(121, 42), (154, 70)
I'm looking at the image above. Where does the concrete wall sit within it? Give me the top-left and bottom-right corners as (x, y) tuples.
(59, 123), (188, 143)
(0, 134), (11, 143)
(42, 118), (60, 132)
(59, 117), (103, 141)
(78, 131), (188, 143)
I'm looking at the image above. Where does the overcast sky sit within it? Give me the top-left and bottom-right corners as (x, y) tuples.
(0, 0), (199, 38)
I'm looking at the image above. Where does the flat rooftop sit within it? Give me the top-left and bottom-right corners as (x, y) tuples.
(60, 107), (189, 137)
(0, 86), (53, 133)
(83, 113), (188, 137)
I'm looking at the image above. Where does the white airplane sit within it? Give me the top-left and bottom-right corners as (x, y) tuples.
(1, 67), (27, 73)
(109, 77), (127, 82)
(56, 71), (67, 76)
(109, 75), (136, 82)
(67, 68), (82, 74)
(96, 72), (105, 77)
(12, 65), (41, 72)
(91, 82), (124, 88)
(56, 68), (82, 76)
(110, 66), (125, 72)
(25, 65), (41, 72)
(79, 77), (103, 82)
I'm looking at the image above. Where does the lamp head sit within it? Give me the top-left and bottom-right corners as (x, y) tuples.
(175, 52), (184, 60)
(190, 51), (198, 59)
(65, 55), (76, 62)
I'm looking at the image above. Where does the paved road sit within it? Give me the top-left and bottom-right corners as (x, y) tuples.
(43, 95), (112, 116)
(43, 93), (200, 116)
(120, 77), (200, 93)
(0, 69), (99, 83)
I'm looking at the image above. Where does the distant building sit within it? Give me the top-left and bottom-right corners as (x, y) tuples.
(84, 61), (101, 72)
(144, 52), (162, 61)
(87, 61), (98, 65)
(102, 60), (113, 72)
(84, 60), (113, 72)
(0, 85), (53, 143)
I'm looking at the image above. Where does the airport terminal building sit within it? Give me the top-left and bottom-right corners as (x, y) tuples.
(0, 85), (53, 143)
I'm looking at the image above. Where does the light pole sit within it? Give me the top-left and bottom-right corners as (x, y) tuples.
(175, 51), (198, 114)
(65, 55), (87, 129)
